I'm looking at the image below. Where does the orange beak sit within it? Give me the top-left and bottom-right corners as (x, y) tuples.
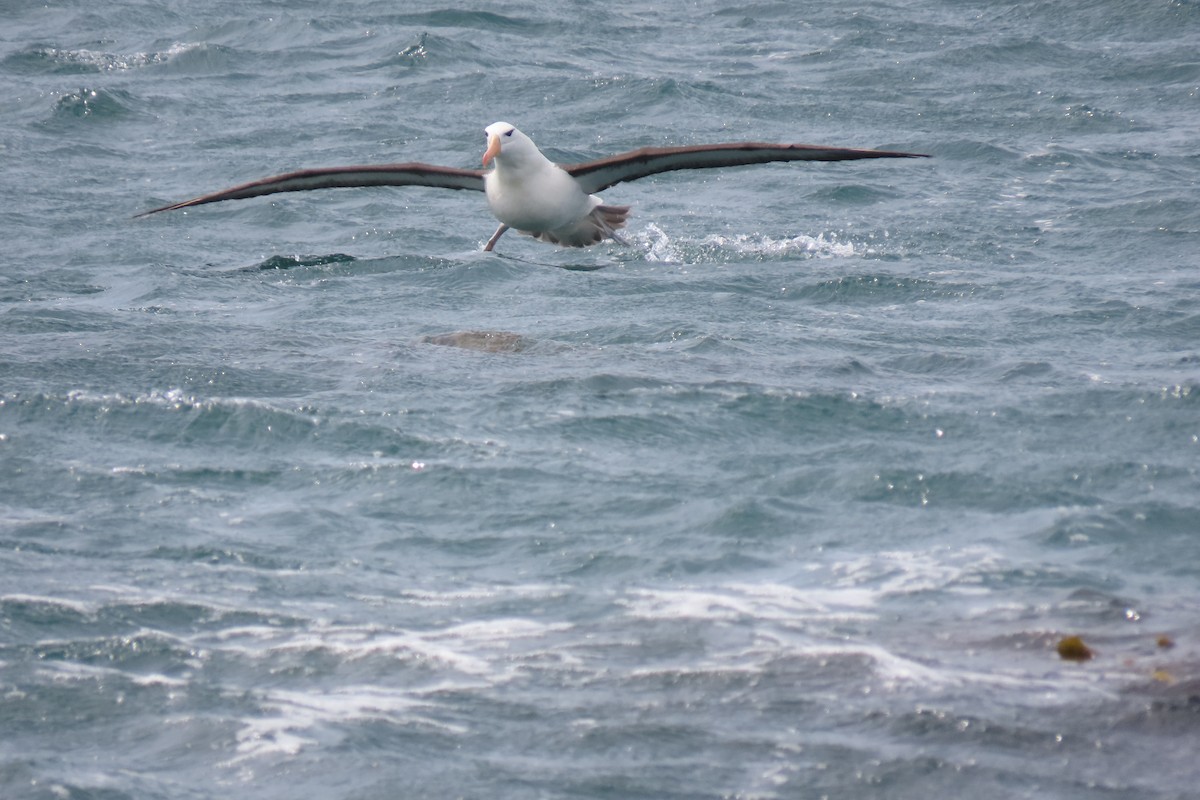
(483, 133), (501, 167)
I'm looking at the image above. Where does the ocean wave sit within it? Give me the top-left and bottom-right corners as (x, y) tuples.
(47, 86), (144, 122)
(3, 551), (1186, 774)
(5, 42), (199, 74)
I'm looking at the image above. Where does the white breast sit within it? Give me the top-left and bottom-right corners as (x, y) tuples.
(484, 162), (597, 233)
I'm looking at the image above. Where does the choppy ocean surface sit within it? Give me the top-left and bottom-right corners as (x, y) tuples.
(2, 1), (1199, 797)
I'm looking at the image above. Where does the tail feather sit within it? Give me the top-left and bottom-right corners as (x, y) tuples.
(528, 204), (632, 247)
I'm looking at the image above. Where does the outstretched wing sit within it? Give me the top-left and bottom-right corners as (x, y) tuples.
(565, 143), (928, 195)
(137, 163), (486, 216)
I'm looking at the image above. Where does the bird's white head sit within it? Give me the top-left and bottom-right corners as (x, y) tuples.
(482, 122), (541, 168)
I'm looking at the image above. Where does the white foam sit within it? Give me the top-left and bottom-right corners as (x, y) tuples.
(701, 231), (858, 259)
(127, 671), (190, 689)
(358, 583), (564, 608)
(63, 387), (308, 418)
(203, 616), (572, 679)
(302, 627), (494, 676)
(37, 659), (194, 693)
(638, 223), (859, 263)
(229, 684), (467, 763)
(197, 613), (582, 762)
(0, 593), (96, 615)
(829, 546), (1006, 596)
(38, 42), (199, 72)
(619, 583), (877, 625)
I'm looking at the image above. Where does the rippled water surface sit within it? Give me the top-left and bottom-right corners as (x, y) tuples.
(2, 1), (1199, 798)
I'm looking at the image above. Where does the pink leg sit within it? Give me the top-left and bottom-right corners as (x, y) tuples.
(483, 223), (510, 252)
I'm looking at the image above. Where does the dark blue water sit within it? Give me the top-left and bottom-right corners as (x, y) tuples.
(2, 2), (1199, 798)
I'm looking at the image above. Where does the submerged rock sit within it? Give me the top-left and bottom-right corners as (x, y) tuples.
(421, 330), (529, 353)
(1057, 635), (1094, 662)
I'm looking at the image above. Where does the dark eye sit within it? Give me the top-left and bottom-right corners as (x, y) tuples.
(504, 129), (514, 137)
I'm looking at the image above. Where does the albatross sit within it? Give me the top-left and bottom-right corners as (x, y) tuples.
(139, 121), (927, 251)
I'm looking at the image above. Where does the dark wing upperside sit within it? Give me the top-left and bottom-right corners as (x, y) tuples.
(137, 163), (487, 216)
(564, 143), (928, 195)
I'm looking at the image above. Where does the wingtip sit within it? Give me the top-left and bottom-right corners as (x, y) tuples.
(134, 198), (204, 218)
(133, 202), (178, 219)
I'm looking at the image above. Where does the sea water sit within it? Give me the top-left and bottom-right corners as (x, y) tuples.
(1, 1), (1198, 798)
